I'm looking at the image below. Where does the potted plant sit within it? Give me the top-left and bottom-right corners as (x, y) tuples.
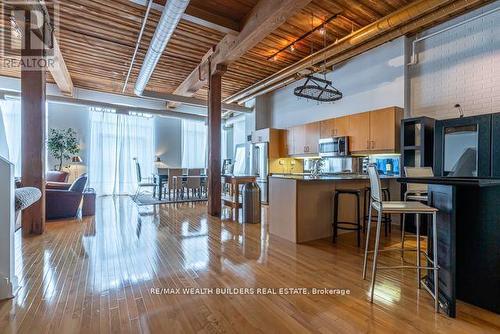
(47, 128), (80, 171)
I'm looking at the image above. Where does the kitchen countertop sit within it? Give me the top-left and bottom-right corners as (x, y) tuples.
(398, 176), (500, 187)
(270, 174), (400, 181)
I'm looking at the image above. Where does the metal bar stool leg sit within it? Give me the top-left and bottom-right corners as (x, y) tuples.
(370, 209), (383, 302)
(356, 192), (361, 247)
(386, 189), (392, 233)
(333, 192), (339, 243)
(401, 193), (407, 258)
(416, 213), (421, 289)
(363, 188), (369, 233)
(362, 198), (373, 280)
(432, 212), (439, 312)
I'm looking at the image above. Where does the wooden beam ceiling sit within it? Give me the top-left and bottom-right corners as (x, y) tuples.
(0, 0), (491, 108)
(49, 36), (74, 96)
(130, 0), (240, 35)
(8, 0), (74, 95)
(170, 0), (314, 104)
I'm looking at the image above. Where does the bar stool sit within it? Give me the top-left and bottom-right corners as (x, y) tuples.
(363, 186), (392, 235)
(333, 189), (362, 247)
(401, 167), (434, 258)
(362, 165), (440, 312)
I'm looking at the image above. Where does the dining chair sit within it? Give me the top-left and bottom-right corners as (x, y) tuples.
(134, 160), (157, 201)
(187, 168), (203, 198)
(167, 168), (184, 200)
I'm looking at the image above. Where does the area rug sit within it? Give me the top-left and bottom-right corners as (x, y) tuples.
(131, 193), (208, 206)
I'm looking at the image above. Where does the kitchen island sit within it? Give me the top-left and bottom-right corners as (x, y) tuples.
(269, 175), (399, 243)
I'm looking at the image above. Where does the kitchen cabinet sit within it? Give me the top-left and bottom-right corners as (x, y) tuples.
(320, 119), (336, 138)
(304, 123), (320, 154)
(251, 128), (284, 159)
(282, 107), (402, 157)
(369, 108), (401, 151)
(335, 116), (349, 137)
(252, 128), (271, 143)
(320, 116), (349, 138)
(349, 107), (403, 153)
(349, 112), (371, 152)
(287, 122), (319, 155)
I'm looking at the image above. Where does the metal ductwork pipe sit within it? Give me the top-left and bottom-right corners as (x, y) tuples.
(134, 0), (190, 96)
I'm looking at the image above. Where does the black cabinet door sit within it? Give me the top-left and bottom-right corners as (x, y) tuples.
(434, 115), (491, 177)
(492, 113), (500, 177)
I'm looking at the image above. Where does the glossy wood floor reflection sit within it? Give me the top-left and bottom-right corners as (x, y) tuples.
(1, 197), (499, 334)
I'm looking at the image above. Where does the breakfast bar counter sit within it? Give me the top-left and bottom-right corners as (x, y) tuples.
(268, 174), (399, 244)
(398, 177), (500, 317)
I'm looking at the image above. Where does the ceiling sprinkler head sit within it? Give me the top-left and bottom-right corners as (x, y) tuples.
(454, 104), (464, 118)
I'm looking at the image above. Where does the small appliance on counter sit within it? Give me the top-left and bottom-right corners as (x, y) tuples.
(319, 136), (349, 157)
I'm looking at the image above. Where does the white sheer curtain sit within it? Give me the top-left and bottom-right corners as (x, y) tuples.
(88, 110), (154, 195)
(0, 100), (22, 177)
(181, 119), (207, 168)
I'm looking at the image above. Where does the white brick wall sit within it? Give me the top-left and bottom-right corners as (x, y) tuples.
(410, 2), (500, 120)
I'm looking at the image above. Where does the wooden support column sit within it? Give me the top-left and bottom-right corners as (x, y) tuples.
(21, 17), (47, 235)
(207, 63), (227, 217)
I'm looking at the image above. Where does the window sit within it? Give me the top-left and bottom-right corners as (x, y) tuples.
(181, 120), (207, 168)
(0, 100), (21, 177)
(88, 110), (154, 195)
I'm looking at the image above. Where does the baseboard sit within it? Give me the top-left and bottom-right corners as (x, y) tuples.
(0, 274), (19, 300)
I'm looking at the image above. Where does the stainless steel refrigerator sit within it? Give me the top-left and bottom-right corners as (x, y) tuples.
(250, 142), (269, 204)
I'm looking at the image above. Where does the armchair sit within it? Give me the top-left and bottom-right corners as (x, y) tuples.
(46, 170), (71, 190)
(46, 174), (88, 220)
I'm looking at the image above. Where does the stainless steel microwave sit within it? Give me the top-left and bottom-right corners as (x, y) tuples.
(319, 137), (349, 157)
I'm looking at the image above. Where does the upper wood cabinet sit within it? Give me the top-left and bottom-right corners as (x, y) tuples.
(349, 107), (403, 153)
(349, 112), (371, 152)
(286, 122), (320, 155)
(279, 107), (403, 157)
(335, 116), (349, 137)
(252, 128), (284, 159)
(320, 119), (336, 138)
(320, 116), (349, 138)
(369, 107), (402, 151)
(304, 123), (320, 154)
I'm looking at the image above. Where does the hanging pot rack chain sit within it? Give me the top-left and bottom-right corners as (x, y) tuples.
(267, 13), (340, 61)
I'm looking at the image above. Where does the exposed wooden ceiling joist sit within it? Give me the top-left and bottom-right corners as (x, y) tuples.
(129, 0), (240, 35)
(170, 0), (314, 105)
(13, 0), (74, 96)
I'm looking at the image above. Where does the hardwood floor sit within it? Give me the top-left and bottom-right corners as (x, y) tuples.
(1, 196), (499, 333)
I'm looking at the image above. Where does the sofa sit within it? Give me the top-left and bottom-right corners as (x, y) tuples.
(46, 174), (88, 220)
